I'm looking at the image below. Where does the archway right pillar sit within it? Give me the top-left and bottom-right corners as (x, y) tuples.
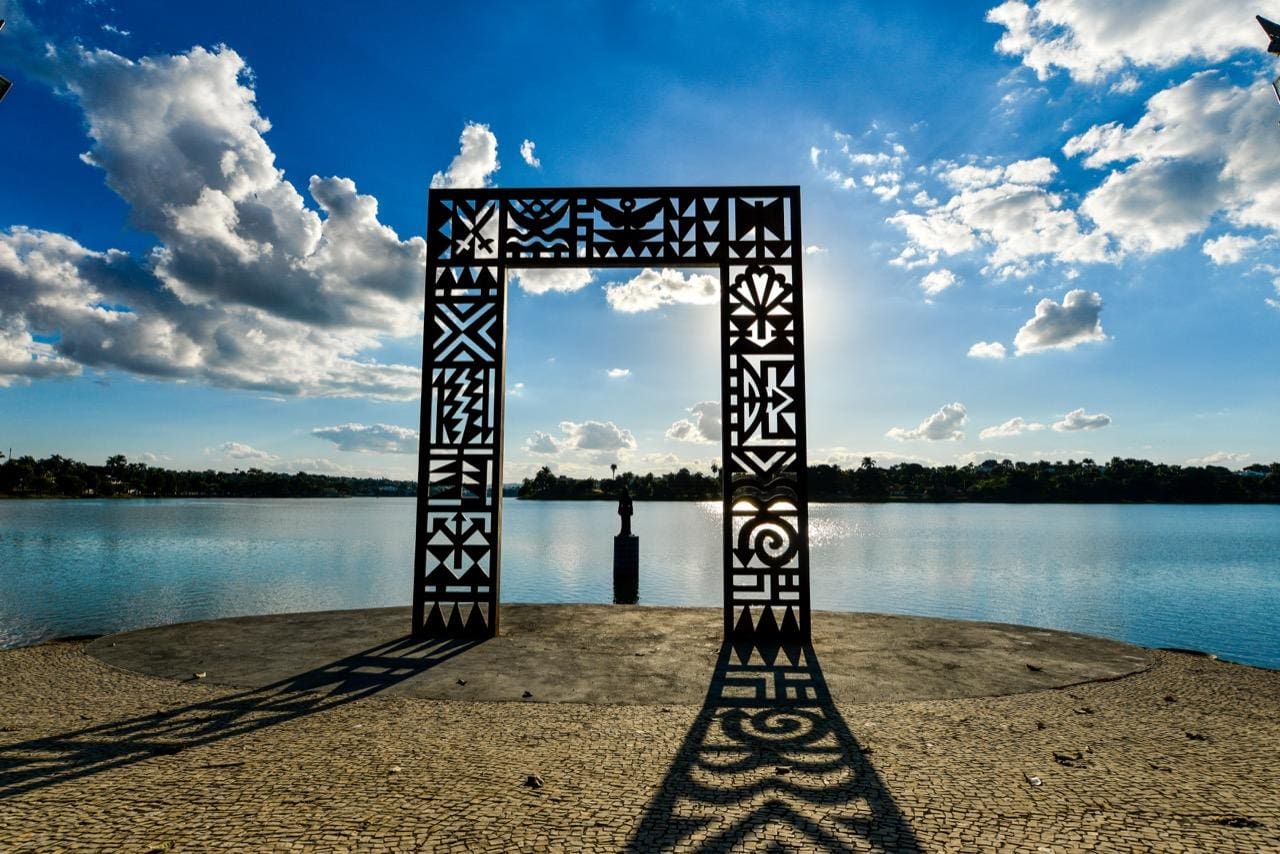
(719, 190), (810, 642)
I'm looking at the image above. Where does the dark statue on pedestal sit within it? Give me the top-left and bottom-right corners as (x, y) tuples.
(613, 486), (639, 604)
(617, 486), (633, 537)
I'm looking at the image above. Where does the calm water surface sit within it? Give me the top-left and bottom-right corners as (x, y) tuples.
(1, 498), (1277, 668)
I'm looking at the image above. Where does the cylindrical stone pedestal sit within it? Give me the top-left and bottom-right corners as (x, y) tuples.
(613, 534), (639, 604)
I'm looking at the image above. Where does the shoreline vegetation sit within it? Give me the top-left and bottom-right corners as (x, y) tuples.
(517, 460), (1280, 503)
(0, 454), (415, 499)
(2, 454), (1278, 503)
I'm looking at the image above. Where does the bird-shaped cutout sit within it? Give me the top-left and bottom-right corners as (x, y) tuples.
(593, 197), (663, 230)
(592, 198), (664, 255)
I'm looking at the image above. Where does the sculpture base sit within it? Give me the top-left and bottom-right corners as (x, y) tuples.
(613, 534), (639, 605)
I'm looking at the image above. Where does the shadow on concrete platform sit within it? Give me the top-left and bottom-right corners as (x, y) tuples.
(0, 635), (478, 799)
(630, 641), (922, 852)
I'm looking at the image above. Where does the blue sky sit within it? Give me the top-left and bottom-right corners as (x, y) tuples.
(1, 0), (1278, 480)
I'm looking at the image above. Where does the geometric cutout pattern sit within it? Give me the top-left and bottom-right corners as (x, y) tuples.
(431, 366), (495, 447)
(415, 186), (808, 640)
(415, 260), (506, 636)
(723, 261), (809, 641)
(427, 188), (793, 267)
(421, 510), (495, 639)
(424, 447), (494, 506)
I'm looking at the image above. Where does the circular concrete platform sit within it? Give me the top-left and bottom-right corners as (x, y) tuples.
(85, 605), (1153, 705)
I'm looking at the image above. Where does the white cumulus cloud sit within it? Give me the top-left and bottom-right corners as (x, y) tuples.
(558, 420), (637, 459)
(511, 268), (595, 295)
(519, 138), (541, 169)
(606, 368), (630, 378)
(1014, 289), (1105, 354)
(919, 268), (958, 297)
(887, 154), (1107, 278)
(880, 65), (1280, 276)
(1202, 234), (1259, 265)
(430, 122), (499, 189)
(1185, 451), (1251, 467)
(942, 163), (1006, 191)
(524, 430), (561, 456)
(219, 441), (278, 462)
(604, 268), (719, 313)
(1004, 157), (1057, 185)
(887, 402), (967, 442)
(811, 130), (908, 202)
(967, 341), (1007, 360)
(1052, 408), (1111, 431)
(665, 401), (721, 444)
(1065, 73), (1280, 252)
(523, 420), (638, 465)
(0, 30), (428, 399)
(987, 0), (1260, 83)
(979, 416), (1045, 440)
(0, 314), (81, 387)
(311, 423), (419, 454)
(874, 67), (1280, 281)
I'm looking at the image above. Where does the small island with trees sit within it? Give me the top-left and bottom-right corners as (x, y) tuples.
(2, 453), (1277, 503)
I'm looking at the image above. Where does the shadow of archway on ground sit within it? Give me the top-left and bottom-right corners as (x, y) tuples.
(629, 641), (922, 853)
(0, 635), (480, 799)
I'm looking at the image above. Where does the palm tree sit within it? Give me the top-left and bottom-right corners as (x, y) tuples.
(610, 463), (618, 482)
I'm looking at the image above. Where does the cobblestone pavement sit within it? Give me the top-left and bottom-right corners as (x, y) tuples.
(1, 641), (1277, 852)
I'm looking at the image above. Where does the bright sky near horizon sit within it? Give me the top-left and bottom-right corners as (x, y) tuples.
(1, 0), (1278, 481)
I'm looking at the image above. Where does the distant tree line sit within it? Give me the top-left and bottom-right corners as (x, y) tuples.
(0, 454), (416, 499)
(517, 465), (722, 501)
(4, 453), (1277, 503)
(519, 457), (1280, 503)
(810, 456), (1280, 503)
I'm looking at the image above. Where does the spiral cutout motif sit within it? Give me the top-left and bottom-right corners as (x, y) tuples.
(736, 512), (799, 568)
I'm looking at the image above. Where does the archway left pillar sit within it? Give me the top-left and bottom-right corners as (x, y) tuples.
(412, 196), (506, 638)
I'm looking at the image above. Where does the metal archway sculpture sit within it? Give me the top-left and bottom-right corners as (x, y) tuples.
(413, 186), (810, 641)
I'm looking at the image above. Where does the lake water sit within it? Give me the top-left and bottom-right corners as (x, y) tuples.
(1, 498), (1277, 668)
